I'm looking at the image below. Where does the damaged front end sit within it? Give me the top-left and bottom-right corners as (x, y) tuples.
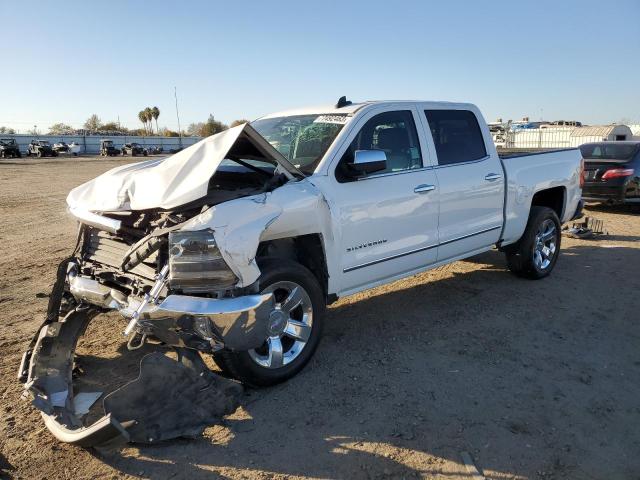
(18, 219), (273, 447)
(18, 125), (299, 447)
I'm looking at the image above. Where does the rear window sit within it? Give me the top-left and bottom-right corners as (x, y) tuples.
(424, 110), (487, 165)
(580, 143), (639, 160)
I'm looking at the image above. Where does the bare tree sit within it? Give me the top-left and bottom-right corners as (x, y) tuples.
(230, 119), (250, 128)
(83, 114), (102, 132)
(48, 123), (75, 135)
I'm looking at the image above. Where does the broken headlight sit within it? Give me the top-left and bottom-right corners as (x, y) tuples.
(168, 230), (237, 292)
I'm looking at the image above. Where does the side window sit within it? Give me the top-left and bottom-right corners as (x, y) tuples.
(424, 110), (487, 166)
(336, 110), (422, 182)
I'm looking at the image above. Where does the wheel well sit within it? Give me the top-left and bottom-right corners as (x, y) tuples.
(531, 187), (565, 220)
(257, 234), (328, 298)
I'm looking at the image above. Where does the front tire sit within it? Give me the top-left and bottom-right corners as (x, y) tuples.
(505, 206), (561, 279)
(213, 258), (325, 387)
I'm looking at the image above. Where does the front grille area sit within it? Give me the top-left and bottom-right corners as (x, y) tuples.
(83, 229), (158, 281)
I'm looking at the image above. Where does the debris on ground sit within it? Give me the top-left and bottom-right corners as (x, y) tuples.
(563, 216), (608, 239)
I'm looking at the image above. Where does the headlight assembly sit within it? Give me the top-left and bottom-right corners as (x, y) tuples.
(168, 229), (237, 292)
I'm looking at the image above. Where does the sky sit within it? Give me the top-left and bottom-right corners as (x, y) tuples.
(1, 0), (639, 133)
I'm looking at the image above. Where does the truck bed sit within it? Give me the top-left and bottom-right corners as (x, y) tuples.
(498, 147), (578, 159)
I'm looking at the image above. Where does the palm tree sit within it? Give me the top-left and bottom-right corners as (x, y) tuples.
(144, 107), (153, 135)
(138, 110), (148, 135)
(151, 106), (160, 135)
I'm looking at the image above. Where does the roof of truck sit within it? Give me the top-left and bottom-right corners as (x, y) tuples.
(258, 100), (474, 119)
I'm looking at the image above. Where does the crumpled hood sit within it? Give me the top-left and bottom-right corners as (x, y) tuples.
(66, 124), (299, 211)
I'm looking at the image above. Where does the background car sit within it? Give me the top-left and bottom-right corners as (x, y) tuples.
(100, 139), (119, 156)
(27, 140), (57, 158)
(68, 142), (82, 156)
(581, 142), (640, 204)
(121, 142), (147, 156)
(0, 138), (21, 158)
(53, 141), (69, 154)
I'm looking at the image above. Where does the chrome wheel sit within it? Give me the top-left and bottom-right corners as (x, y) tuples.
(248, 281), (313, 369)
(533, 219), (557, 270)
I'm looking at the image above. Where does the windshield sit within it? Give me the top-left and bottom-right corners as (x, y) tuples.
(251, 114), (348, 174)
(580, 143), (639, 160)
(39, 141), (50, 146)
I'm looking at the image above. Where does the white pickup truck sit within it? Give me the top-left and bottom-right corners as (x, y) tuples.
(21, 99), (584, 445)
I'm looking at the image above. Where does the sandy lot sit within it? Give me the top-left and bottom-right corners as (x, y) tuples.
(1, 156), (639, 480)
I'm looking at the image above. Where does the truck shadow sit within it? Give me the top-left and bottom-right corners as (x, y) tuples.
(93, 243), (640, 479)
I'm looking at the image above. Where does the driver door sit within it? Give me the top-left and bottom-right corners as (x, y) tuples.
(330, 107), (440, 295)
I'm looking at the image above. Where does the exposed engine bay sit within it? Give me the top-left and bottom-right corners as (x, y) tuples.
(18, 124), (302, 447)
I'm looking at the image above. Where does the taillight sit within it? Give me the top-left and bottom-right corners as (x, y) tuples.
(579, 159), (585, 188)
(601, 168), (635, 180)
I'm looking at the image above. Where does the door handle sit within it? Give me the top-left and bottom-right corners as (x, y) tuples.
(484, 173), (502, 181)
(414, 184), (436, 194)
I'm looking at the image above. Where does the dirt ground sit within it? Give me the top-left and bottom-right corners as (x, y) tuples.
(1, 156), (639, 480)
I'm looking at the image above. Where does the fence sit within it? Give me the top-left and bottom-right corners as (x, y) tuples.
(496, 126), (634, 149)
(1, 134), (202, 155)
(507, 127), (575, 149)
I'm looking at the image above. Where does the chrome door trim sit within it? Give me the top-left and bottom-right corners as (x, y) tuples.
(343, 225), (501, 273)
(414, 184), (436, 193)
(432, 155), (491, 169)
(437, 225), (501, 246)
(356, 166), (433, 181)
(343, 243), (438, 273)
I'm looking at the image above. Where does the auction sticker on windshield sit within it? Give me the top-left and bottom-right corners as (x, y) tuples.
(314, 115), (349, 124)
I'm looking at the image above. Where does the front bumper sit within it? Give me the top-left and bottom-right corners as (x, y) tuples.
(18, 258), (261, 447)
(69, 273), (274, 352)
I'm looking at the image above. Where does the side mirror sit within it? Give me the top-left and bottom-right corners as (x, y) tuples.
(351, 149), (387, 175)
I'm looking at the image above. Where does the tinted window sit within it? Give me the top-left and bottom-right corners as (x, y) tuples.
(336, 110), (422, 181)
(580, 143), (639, 160)
(424, 110), (487, 165)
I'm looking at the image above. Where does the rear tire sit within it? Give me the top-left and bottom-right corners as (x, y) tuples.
(505, 206), (561, 279)
(213, 258), (325, 387)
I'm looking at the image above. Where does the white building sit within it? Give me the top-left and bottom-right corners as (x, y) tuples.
(506, 124), (633, 149)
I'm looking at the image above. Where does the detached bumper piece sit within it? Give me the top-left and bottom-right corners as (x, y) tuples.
(18, 257), (270, 447)
(21, 308), (243, 447)
(564, 215), (608, 239)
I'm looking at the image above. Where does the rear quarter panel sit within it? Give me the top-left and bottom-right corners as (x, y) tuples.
(501, 149), (582, 246)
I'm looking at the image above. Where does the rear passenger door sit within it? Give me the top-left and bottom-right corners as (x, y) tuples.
(419, 107), (504, 261)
